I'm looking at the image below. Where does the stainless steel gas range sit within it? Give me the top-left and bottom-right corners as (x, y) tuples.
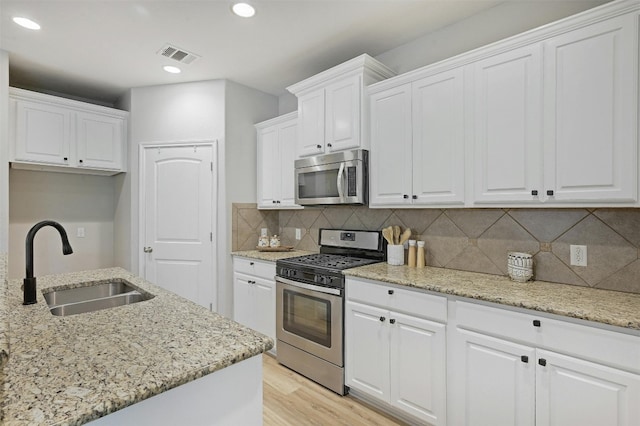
(275, 228), (385, 395)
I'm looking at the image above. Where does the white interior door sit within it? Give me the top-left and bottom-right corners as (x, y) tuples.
(141, 144), (215, 309)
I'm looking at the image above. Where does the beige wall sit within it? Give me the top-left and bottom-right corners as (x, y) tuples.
(8, 169), (116, 279)
(234, 205), (640, 295)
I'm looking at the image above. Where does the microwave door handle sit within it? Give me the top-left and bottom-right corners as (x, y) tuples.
(337, 162), (345, 201)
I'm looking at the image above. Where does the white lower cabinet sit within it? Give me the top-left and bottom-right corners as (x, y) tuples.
(345, 278), (447, 425)
(448, 301), (640, 426)
(232, 257), (276, 352)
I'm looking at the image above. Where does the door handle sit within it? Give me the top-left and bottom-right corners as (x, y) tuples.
(143, 246), (153, 253)
(336, 162), (345, 201)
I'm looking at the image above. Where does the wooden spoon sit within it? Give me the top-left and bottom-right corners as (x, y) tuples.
(393, 226), (401, 244)
(399, 228), (412, 245)
(382, 227), (394, 245)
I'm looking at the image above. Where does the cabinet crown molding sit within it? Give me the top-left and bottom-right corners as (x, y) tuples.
(287, 54), (396, 96)
(254, 111), (298, 130)
(368, 0), (640, 93)
(9, 87), (128, 118)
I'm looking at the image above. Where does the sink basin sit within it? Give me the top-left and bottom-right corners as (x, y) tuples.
(43, 279), (154, 316)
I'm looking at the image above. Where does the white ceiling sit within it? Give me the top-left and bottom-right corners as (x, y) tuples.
(0, 1), (601, 106)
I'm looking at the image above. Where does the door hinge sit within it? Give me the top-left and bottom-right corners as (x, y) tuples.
(210, 232), (213, 241)
(210, 162), (213, 171)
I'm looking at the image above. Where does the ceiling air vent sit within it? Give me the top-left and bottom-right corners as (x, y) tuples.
(157, 44), (200, 65)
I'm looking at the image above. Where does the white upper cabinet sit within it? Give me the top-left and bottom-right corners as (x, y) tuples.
(13, 99), (72, 166)
(472, 44), (543, 204)
(297, 90), (325, 157)
(288, 54), (395, 158)
(412, 69), (465, 205)
(9, 87), (127, 175)
(256, 112), (301, 209)
(369, 84), (413, 206)
(76, 111), (124, 171)
(369, 68), (465, 207)
(325, 74), (361, 152)
(368, 1), (639, 207)
(542, 13), (637, 203)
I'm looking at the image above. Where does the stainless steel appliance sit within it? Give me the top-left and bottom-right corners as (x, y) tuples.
(275, 228), (385, 395)
(294, 149), (368, 206)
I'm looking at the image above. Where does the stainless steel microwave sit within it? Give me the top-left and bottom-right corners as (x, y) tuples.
(294, 149), (368, 206)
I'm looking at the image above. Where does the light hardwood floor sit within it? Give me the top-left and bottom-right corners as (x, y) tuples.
(263, 354), (407, 426)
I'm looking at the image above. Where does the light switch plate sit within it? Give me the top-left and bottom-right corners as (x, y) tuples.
(77, 227), (85, 238)
(295, 228), (302, 240)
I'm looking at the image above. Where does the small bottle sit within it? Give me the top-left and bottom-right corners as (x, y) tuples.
(417, 241), (426, 268)
(408, 240), (417, 267)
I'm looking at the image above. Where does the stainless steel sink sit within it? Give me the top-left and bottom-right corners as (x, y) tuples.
(43, 280), (153, 316)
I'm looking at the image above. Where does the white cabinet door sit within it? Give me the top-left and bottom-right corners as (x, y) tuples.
(473, 45), (543, 203)
(369, 84), (413, 206)
(297, 90), (325, 157)
(257, 126), (279, 208)
(325, 74), (361, 153)
(256, 114), (300, 209)
(249, 277), (276, 342)
(390, 312), (447, 426)
(451, 327), (535, 426)
(536, 349), (640, 426)
(345, 300), (390, 400)
(76, 111), (124, 170)
(278, 120), (298, 207)
(543, 14), (638, 203)
(412, 68), (465, 205)
(233, 273), (276, 343)
(233, 273), (253, 329)
(14, 99), (71, 165)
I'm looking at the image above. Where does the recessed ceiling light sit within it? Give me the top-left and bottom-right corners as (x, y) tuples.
(163, 65), (181, 74)
(13, 17), (41, 30)
(232, 2), (255, 18)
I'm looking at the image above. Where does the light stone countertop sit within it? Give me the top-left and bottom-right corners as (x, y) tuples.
(231, 249), (315, 262)
(0, 252), (8, 368)
(343, 263), (640, 332)
(1, 267), (273, 426)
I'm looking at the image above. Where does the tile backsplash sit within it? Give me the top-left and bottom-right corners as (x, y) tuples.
(233, 204), (640, 295)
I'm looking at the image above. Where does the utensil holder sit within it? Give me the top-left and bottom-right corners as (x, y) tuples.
(507, 251), (533, 282)
(387, 245), (404, 266)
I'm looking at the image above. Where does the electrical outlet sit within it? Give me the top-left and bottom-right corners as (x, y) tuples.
(570, 245), (587, 266)
(77, 227), (85, 238)
(260, 228), (268, 237)
(295, 228), (302, 240)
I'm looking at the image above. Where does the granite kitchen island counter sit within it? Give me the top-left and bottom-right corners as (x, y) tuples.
(1, 267), (273, 425)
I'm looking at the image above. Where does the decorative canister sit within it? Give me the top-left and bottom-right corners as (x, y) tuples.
(270, 235), (281, 248)
(507, 251), (534, 282)
(387, 245), (404, 266)
(258, 235), (269, 247)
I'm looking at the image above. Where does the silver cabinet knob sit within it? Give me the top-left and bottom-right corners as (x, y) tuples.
(143, 247), (153, 253)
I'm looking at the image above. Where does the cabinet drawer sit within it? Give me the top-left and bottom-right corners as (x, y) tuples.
(233, 257), (276, 280)
(346, 278), (447, 323)
(455, 301), (640, 373)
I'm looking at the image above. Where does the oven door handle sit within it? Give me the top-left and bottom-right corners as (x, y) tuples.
(336, 162), (345, 201)
(276, 276), (342, 296)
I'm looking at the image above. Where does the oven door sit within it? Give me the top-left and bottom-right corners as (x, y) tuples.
(276, 277), (343, 366)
